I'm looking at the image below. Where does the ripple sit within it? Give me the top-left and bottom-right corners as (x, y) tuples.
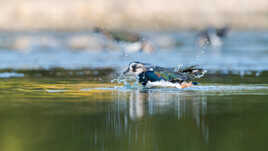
(83, 84), (268, 96)
(46, 90), (68, 93)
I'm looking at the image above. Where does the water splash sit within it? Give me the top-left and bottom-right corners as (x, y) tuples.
(146, 80), (182, 88)
(111, 72), (141, 89)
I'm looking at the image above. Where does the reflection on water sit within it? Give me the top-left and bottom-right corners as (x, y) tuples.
(96, 90), (268, 151)
(115, 90), (210, 142)
(0, 74), (268, 151)
(0, 85), (268, 151)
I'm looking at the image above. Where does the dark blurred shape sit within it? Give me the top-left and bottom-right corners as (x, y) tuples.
(93, 27), (154, 53)
(216, 26), (229, 38)
(196, 26), (230, 48)
(93, 27), (141, 43)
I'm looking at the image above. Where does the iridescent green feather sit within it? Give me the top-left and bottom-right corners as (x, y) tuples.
(155, 71), (178, 81)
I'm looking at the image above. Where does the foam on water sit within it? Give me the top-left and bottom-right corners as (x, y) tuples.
(146, 80), (183, 88)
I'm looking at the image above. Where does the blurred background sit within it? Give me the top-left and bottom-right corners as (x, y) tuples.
(1, 0), (268, 30)
(0, 0), (267, 75)
(1, 1), (268, 151)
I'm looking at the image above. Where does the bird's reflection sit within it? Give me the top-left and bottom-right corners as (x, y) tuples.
(124, 90), (207, 121)
(129, 90), (148, 120)
(112, 89), (209, 143)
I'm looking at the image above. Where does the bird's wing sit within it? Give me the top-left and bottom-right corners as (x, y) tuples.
(110, 31), (141, 42)
(153, 65), (206, 82)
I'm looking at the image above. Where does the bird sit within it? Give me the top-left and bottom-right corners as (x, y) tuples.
(93, 27), (154, 53)
(123, 61), (206, 89)
(196, 26), (229, 48)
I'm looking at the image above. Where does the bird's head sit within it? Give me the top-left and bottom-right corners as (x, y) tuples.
(123, 62), (148, 76)
(216, 26), (230, 37)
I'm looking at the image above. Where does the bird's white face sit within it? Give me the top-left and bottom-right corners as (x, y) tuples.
(124, 62), (146, 76)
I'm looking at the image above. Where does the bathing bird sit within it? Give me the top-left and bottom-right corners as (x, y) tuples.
(123, 61), (206, 88)
(93, 27), (154, 53)
(197, 26), (229, 48)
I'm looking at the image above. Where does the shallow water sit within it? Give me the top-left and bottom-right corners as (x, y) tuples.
(0, 31), (268, 74)
(0, 73), (267, 151)
(1, 30), (268, 151)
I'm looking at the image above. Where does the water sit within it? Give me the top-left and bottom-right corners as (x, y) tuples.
(0, 31), (267, 73)
(0, 72), (267, 151)
(0, 30), (268, 151)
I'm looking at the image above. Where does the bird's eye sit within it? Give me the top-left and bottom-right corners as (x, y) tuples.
(132, 64), (137, 72)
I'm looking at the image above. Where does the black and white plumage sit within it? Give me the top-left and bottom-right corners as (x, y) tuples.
(123, 62), (206, 88)
(197, 26), (229, 48)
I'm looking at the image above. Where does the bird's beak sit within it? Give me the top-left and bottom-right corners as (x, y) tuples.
(123, 67), (130, 75)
